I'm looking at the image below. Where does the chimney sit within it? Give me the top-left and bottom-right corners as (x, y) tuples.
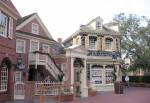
(57, 38), (62, 44)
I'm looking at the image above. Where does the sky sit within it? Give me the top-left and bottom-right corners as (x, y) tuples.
(11, 0), (150, 41)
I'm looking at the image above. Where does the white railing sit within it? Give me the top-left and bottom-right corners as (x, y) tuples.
(29, 52), (61, 81)
(35, 81), (61, 95)
(14, 82), (25, 99)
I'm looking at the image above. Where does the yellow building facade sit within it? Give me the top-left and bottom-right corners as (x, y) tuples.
(63, 16), (122, 92)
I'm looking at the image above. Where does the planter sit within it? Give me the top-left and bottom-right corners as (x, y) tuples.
(88, 89), (97, 97)
(114, 82), (124, 94)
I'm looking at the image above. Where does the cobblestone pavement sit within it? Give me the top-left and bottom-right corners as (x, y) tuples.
(5, 87), (150, 103)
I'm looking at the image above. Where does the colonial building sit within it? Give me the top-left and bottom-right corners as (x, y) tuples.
(15, 13), (63, 84)
(63, 17), (122, 93)
(0, 0), (20, 102)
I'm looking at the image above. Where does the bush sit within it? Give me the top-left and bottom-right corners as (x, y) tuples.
(122, 76), (150, 83)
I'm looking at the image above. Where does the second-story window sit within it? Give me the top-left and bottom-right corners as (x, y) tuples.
(31, 23), (39, 34)
(89, 37), (96, 49)
(0, 11), (8, 37)
(81, 35), (85, 47)
(30, 40), (39, 52)
(42, 44), (49, 53)
(105, 38), (113, 50)
(0, 11), (13, 39)
(16, 39), (26, 53)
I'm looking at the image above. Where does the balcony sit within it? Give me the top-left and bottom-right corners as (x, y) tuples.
(87, 50), (121, 58)
(29, 51), (63, 81)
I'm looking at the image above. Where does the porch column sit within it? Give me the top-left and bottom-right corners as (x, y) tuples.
(81, 59), (88, 97)
(103, 65), (106, 85)
(70, 57), (74, 93)
(115, 64), (122, 82)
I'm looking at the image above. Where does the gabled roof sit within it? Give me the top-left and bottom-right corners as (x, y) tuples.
(16, 13), (53, 39)
(17, 13), (36, 26)
(63, 18), (119, 43)
(1, 0), (20, 17)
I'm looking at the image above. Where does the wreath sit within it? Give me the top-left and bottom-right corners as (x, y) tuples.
(1, 57), (12, 69)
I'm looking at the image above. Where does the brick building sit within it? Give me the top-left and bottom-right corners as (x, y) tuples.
(0, 0), (20, 102)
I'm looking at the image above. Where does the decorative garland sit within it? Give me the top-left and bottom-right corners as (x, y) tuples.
(1, 57), (12, 69)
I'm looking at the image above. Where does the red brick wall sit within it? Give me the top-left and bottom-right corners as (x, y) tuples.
(0, 5), (17, 101)
(20, 18), (48, 38)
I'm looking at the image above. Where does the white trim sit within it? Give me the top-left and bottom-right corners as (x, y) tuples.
(0, 66), (8, 92)
(42, 44), (49, 53)
(14, 71), (22, 82)
(16, 39), (26, 53)
(31, 23), (39, 34)
(30, 39), (39, 52)
(16, 14), (53, 39)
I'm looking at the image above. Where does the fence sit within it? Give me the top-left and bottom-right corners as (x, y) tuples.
(35, 81), (61, 96)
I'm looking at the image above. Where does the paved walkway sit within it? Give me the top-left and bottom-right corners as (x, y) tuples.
(5, 87), (150, 103)
(70, 87), (150, 103)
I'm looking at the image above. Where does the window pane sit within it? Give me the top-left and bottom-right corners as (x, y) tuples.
(16, 40), (25, 53)
(0, 12), (8, 37)
(0, 67), (8, 92)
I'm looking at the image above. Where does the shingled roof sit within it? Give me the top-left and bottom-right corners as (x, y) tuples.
(1, 0), (20, 16)
(17, 13), (36, 26)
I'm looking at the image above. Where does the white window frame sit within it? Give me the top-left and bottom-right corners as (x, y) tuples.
(91, 68), (103, 85)
(30, 40), (39, 52)
(31, 23), (39, 34)
(0, 66), (8, 92)
(42, 44), (49, 53)
(105, 38), (112, 50)
(14, 71), (22, 82)
(16, 39), (26, 53)
(89, 37), (96, 50)
(105, 69), (113, 85)
(0, 11), (8, 38)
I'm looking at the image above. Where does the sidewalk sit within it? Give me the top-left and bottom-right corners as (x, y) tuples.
(5, 87), (150, 103)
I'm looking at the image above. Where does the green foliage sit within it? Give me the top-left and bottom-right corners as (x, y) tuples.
(113, 13), (150, 71)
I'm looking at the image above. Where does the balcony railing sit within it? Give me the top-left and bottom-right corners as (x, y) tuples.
(29, 51), (63, 81)
(87, 50), (121, 58)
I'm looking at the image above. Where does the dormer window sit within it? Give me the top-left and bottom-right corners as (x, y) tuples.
(96, 21), (102, 29)
(31, 23), (39, 34)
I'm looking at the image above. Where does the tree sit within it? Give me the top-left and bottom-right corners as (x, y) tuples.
(113, 13), (150, 71)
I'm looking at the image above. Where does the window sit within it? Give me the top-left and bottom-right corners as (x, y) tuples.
(14, 71), (22, 82)
(105, 70), (113, 84)
(81, 35), (85, 47)
(91, 68), (102, 84)
(105, 38), (112, 50)
(31, 23), (39, 34)
(96, 21), (101, 29)
(30, 40), (39, 52)
(87, 64), (90, 80)
(0, 11), (8, 37)
(89, 37), (96, 49)
(16, 39), (26, 53)
(42, 44), (49, 53)
(0, 66), (8, 92)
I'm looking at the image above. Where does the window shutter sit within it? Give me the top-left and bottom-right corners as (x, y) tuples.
(8, 17), (13, 39)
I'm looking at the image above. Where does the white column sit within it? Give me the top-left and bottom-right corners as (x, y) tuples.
(70, 57), (74, 93)
(103, 65), (106, 85)
(115, 65), (121, 82)
(80, 59), (88, 97)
